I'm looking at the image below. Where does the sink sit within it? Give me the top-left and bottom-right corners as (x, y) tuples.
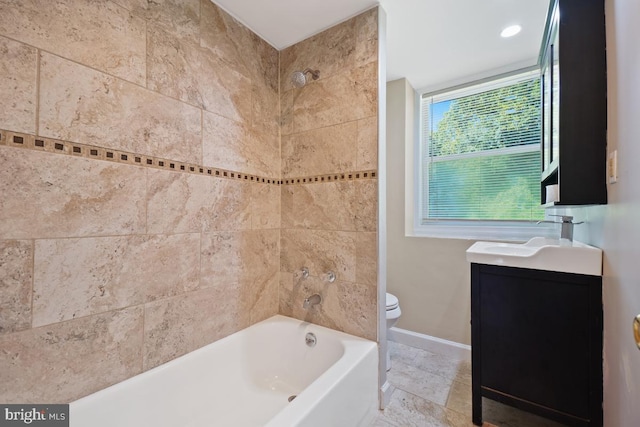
(466, 237), (602, 276)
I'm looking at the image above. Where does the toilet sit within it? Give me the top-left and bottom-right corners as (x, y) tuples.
(385, 293), (402, 370)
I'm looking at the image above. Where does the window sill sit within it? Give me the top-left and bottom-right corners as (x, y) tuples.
(411, 221), (559, 242)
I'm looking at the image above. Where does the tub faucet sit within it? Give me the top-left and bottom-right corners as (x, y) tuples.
(303, 294), (322, 310)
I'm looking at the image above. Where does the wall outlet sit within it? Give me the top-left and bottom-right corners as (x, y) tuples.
(608, 150), (618, 184)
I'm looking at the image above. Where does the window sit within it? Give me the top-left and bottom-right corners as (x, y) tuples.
(415, 70), (555, 240)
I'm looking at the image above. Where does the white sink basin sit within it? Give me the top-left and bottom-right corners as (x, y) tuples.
(466, 237), (602, 276)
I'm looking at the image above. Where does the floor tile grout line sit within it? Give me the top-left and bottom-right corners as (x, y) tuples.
(389, 358), (471, 391)
(383, 343), (564, 427)
(379, 386), (473, 423)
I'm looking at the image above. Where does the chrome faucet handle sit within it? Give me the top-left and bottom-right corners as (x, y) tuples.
(323, 271), (336, 283)
(536, 220), (556, 225)
(549, 215), (584, 225)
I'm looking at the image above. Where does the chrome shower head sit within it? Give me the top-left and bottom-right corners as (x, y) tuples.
(291, 71), (307, 88)
(291, 68), (320, 88)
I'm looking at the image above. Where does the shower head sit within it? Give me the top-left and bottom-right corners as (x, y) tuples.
(291, 71), (307, 88)
(291, 68), (320, 88)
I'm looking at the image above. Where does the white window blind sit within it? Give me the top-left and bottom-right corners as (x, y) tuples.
(420, 71), (544, 225)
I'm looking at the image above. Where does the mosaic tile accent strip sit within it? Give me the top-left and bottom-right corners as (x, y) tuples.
(282, 170), (377, 185)
(0, 129), (376, 186)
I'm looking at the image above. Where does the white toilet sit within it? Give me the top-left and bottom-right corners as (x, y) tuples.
(385, 292), (402, 370)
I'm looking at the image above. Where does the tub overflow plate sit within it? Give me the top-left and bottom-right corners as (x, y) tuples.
(305, 332), (317, 347)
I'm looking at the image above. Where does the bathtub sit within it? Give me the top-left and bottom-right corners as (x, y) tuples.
(70, 315), (378, 427)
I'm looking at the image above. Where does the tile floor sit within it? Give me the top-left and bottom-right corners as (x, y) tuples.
(371, 341), (567, 427)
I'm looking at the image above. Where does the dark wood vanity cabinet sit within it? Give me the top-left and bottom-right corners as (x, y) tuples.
(539, 0), (607, 206)
(471, 264), (602, 427)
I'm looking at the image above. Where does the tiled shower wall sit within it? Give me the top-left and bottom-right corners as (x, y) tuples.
(0, 0), (280, 403)
(0, 0), (379, 404)
(279, 9), (379, 341)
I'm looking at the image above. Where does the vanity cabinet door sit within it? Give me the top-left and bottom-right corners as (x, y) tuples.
(478, 269), (589, 415)
(471, 264), (603, 427)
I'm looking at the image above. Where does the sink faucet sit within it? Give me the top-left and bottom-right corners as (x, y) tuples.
(537, 215), (584, 242)
(302, 294), (322, 310)
(558, 215), (582, 241)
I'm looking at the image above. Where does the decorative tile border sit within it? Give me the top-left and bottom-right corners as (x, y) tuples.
(282, 170), (377, 185)
(0, 129), (376, 186)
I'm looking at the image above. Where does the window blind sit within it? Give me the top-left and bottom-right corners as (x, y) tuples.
(420, 72), (543, 223)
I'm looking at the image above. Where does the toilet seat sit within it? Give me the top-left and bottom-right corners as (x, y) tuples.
(386, 293), (399, 311)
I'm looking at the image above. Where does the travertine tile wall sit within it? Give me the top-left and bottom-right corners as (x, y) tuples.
(279, 8), (379, 341)
(0, 0), (280, 403)
(0, 0), (379, 404)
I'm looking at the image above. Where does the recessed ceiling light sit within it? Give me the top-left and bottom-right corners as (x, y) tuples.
(501, 25), (522, 38)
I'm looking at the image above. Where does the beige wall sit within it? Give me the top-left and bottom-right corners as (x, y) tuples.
(387, 1), (640, 422)
(0, 0), (282, 403)
(569, 0), (640, 424)
(386, 78), (472, 345)
(0, 0), (380, 404)
(278, 9), (379, 341)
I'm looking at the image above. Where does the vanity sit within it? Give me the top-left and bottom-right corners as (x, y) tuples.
(467, 239), (603, 427)
(465, 0), (607, 424)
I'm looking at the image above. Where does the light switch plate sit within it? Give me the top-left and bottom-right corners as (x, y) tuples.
(608, 150), (618, 184)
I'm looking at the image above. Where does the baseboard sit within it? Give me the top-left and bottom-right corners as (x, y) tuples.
(388, 327), (471, 361)
(380, 380), (394, 409)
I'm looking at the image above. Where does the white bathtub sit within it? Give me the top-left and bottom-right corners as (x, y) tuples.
(70, 315), (378, 427)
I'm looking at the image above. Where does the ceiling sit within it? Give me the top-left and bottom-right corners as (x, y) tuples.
(213, 0), (550, 91)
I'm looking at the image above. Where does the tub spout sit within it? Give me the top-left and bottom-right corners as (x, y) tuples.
(303, 294), (322, 310)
